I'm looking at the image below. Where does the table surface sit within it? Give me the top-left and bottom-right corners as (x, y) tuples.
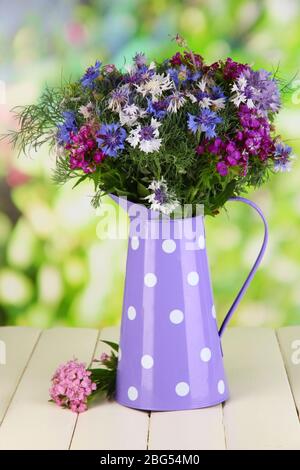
(0, 325), (300, 450)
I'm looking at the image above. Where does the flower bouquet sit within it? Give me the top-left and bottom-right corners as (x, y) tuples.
(10, 42), (292, 217)
(9, 40), (294, 412)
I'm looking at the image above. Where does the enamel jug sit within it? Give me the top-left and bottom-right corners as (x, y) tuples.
(112, 196), (268, 411)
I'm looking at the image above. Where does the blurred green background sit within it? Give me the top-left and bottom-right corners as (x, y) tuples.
(0, 0), (300, 329)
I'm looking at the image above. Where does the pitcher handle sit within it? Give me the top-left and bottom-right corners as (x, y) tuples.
(218, 196), (268, 337)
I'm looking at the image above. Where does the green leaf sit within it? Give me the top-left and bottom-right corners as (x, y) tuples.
(101, 340), (119, 352)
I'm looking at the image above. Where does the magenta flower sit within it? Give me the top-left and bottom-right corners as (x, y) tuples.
(216, 161), (228, 176)
(66, 125), (105, 174)
(49, 360), (97, 413)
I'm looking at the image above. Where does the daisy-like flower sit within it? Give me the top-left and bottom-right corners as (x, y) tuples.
(145, 178), (179, 215)
(231, 69), (280, 115)
(119, 104), (146, 127)
(80, 60), (101, 89)
(273, 142), (294, 173)
(96, 123), (127, 157)
(188, 109), (222, 139)
(79, 102), (94, 119)
(231, 74), (253, 108)
(133, 52), (147, 68)
(167, 91), (186, 113)
(135, 73), (174, 102)
(127, 118), (162, 154)
(210, 86), (227, 110)
(146, 98), (168, 119)
(107, 85), (130, 113)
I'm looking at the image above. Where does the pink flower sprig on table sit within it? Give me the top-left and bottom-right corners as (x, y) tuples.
(49, 359), (97, 413)
(49, 341), (119, 413)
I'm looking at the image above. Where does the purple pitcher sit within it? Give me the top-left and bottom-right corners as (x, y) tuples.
(112, 196), (268, 411)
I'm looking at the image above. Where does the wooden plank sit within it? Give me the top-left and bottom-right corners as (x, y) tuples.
(148, 407), (225, 450)
(0, 327), (41, 424)
(277, 326), (300, 417)
(222, 327), (300, 450)
(71, 327), (150, 450)
(0, 328), (99, 450)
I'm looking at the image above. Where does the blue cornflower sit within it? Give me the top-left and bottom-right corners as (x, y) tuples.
(187, 109), (223, 139)
(96, 123), (127, 157)
(146, 98), (168, 119)
(57, 111), (77, 145)
(168, 66), (201, 89)
(80, 60), (101, 89)
(274, 142), (293, 173)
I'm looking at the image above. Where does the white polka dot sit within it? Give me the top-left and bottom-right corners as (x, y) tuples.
(128, 386), (138, 401)
(144, 273), (157, 287)
(212, 305), (216, 319)
(198, 235), (205, 249)
(175, 382), (190, 397)
(118, 347), (122, 361)
(127, 306), (136, 320)
(162, 239), (176, 254)
(169, 309), (184, 324)
(218, 380), (225, 395)
(141, 354), (154, 369)
(131, 236), (139, 250)
(200, 347), (211, 362)
(187, 271), (199, 286)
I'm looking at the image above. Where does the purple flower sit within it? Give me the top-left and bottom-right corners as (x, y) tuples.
(232, 69), (281, 115)
(80, 60), (101, 89)
(96, 123), (127, 157)
(274, 142), (293, 172)
(216, 161), (228, 176)
(168, 65), (201, 89)
(146, 98), (168, 119)
(133, 52), (147, 68)
(188, 109), (222, 139)
(57, 111), (77, 145)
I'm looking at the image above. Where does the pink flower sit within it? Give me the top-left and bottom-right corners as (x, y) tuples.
(49, 359), (97, 413)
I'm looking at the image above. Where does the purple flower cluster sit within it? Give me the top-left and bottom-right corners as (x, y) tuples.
(49, 360), (97, 413)
(200, 105), (277, 176)
(66, 124), (105, 173)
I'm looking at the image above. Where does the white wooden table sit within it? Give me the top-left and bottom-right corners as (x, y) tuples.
(0, 326), (300, 450)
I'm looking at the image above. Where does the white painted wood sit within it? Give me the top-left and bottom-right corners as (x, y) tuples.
(0, 327), (41, 424)
(277, 326), (300, 416)
(0, 328), (99, 450)
(222, 327), (300, 450)
(148, 407), (225, 450)
(71, 327), (150, 450)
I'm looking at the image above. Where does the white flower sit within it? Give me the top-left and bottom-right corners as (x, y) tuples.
(145, 178), (179, 215)
(127, 118), (161, 154)
(211, 97), (226, 110)
(79, 102), (94, 119)
(107, 84), (130, 112)
(197, 78), (208, 92)
(167, 92), (186, 113)
(231, 75), (254, 108)
(199, 96), (212, 109)
(185, 92), (197, 104)
(135, 73), (174, 102)
(119, 104), (146, 127)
